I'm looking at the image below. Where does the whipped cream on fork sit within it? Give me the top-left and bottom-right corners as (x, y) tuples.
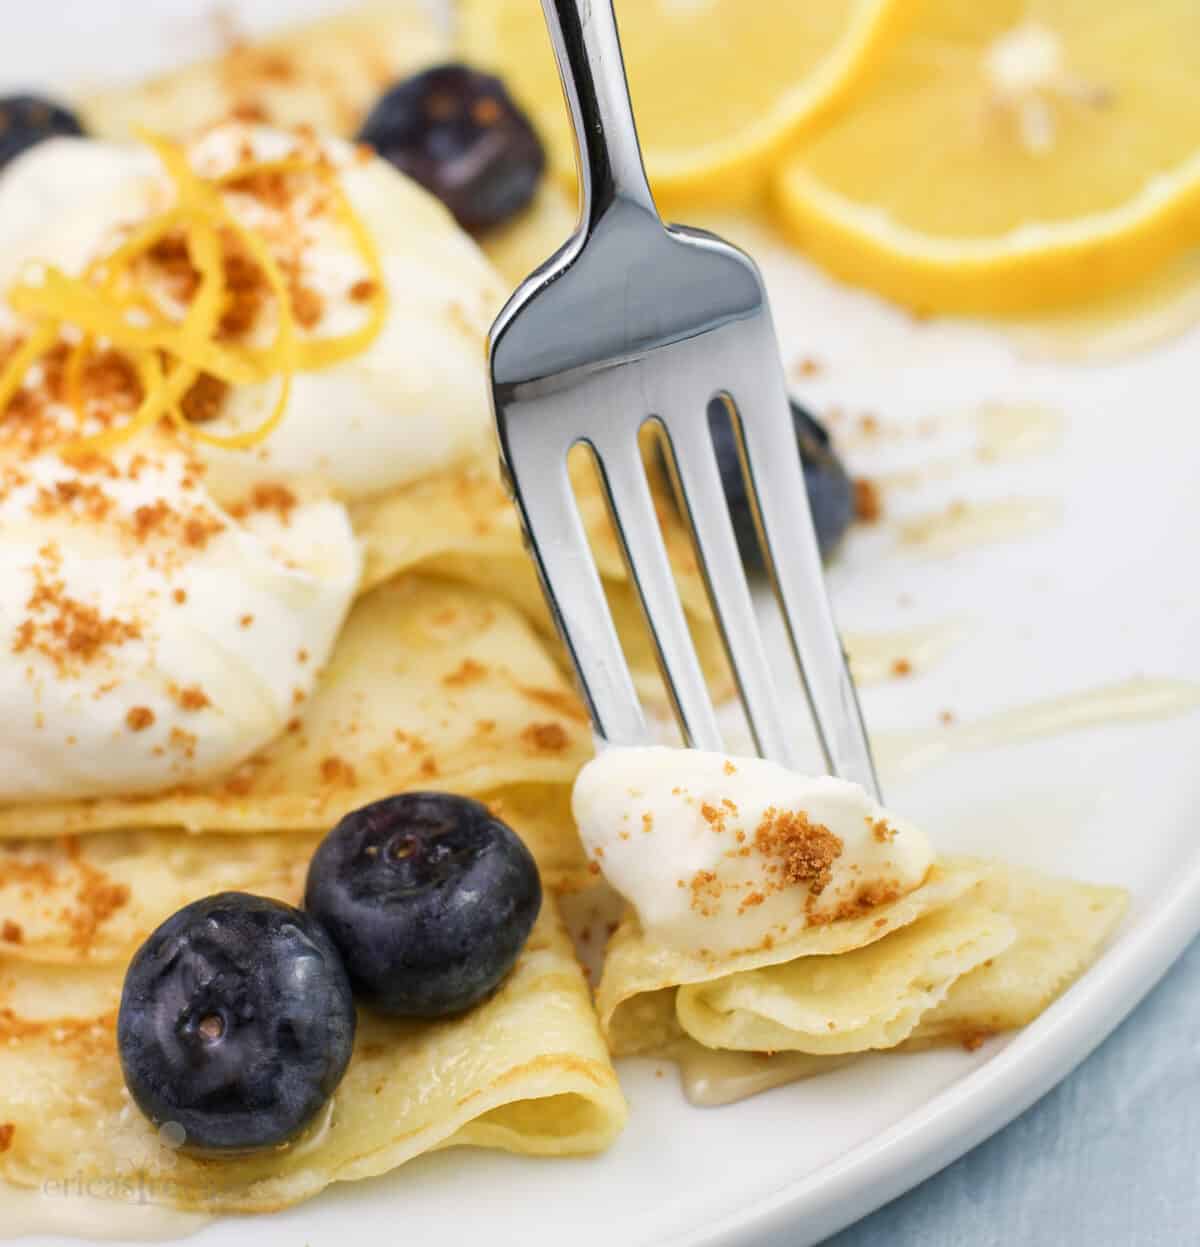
(573, 746), (933, 955)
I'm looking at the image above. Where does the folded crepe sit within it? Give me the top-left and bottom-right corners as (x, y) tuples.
(353, 456), (732, 704)
(0, 790), (590, 969)
(0, 575), (593, 890)
(904, 862), (1130, 1047)
(0, 899), (627, 1214)
(597, 859), (1127, 1059)
(78, 2), (452, 144)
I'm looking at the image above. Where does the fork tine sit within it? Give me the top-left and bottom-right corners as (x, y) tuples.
(730, 340), (882, 798)
(593, 432), (722, 751)
(502, 437), (650, 747)
(664, 412), (796, 767)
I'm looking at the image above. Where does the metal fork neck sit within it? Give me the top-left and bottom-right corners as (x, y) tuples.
(541, 0), (659, 228)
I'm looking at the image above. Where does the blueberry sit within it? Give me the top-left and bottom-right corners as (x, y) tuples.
(0, 95), (84, 174)
(358, 64), (545, 233)
(659, 398), (854, 568)
(117, 893), (356, 1154)
(304, 793), (542, 1018)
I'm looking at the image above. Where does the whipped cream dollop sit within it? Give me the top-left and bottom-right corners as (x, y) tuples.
(573, 747), (934, 955)
(0, 126), (505, 504)
(0, 445), (359, 801)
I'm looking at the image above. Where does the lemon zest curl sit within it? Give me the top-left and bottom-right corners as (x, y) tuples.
(0, 131), (388, 455)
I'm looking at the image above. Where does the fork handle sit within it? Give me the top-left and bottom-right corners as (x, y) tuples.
(541, 0), (658, 226)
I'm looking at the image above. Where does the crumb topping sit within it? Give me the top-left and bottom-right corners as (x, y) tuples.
(228, 481), (299, 524)
(173, 685), (211, 712)
(68, 861), (131, 949)
(854, 477), (882, 524)
(12, 547), (143, 675)
(178, 372), (229, 424)
(871, 818), (897, 843)
(754, 807), (844, 896)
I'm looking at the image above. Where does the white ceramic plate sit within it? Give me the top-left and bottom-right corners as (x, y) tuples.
(6, 4), (1200, 1245)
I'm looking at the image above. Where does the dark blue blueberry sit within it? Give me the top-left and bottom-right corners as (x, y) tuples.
(358, 64), (544, 232)
(304, 793), (542, 1018)
(0, 95), (85, 174)
(672, 397), (854, 567)
(117, 893), (356, 1154)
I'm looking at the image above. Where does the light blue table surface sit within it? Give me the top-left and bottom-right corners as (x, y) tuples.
(822, 935), (1200, 1246)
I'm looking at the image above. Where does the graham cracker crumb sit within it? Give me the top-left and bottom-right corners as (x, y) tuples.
(871, 818), (896, 843)
(179, 373), (229, 424)
(688, 869), (722, 916)
(754, 807), (843, 896)
(13, 550), (143, 675)
(229, 483), (298, 525)
(854, 478), (882, 524)
(67, 862), (131, 950)
(175, 685), (211, 712)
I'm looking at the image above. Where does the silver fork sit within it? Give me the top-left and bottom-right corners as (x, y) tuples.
(488, 0), (880, 798)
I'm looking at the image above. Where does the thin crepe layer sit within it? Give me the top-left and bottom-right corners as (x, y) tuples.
(905, 860), (1129, 1046)
(0, 577), (593, 889)
(353, 457), (732, 704)
(0, 901), (626, 1213)
(598, 858), (1127, 1060)
(598, 863), (983, 1056)
(675, 903), (1016, 1054)
(0, 781), (585, 967)
(79, 2), (449, 143)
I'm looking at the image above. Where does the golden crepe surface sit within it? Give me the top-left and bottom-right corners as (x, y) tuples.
(78, 3), (451, 143)
(906, 861), (1129, 1046)
(0, 830), (317, 966)
(0, 901), (627, 1214)
(598, 859), (1127, 1059)
(676, 902), (1016, 1055)
(0, 575), (593, 889)
(354, 457), (733, 704)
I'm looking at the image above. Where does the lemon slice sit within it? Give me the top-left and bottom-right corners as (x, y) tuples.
(775, 0), (1200, 313)
(458, 0), (910, 206)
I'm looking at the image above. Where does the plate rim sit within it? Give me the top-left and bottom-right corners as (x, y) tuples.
(671, 841), (1200, 1247)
